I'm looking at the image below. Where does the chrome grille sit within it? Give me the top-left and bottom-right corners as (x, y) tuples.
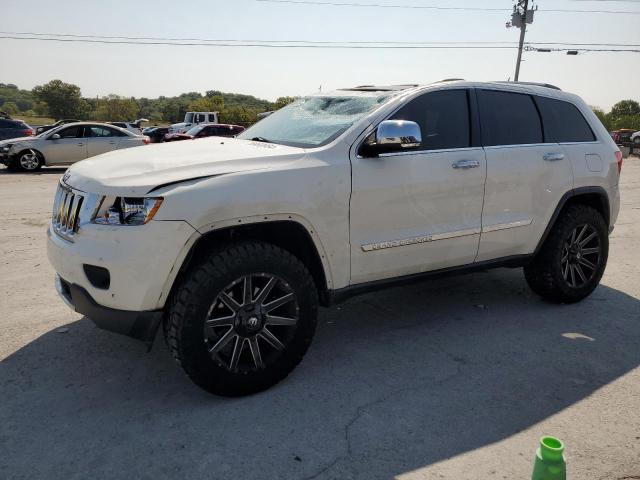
(52, 184), (84, 241)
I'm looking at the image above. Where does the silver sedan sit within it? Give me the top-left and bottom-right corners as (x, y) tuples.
(0, 122), (150, 172)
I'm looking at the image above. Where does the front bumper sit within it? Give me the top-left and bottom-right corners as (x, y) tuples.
(56, 275), (162, 343)
(48, 214), (200, 343)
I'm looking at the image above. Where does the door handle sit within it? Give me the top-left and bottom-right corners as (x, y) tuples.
(108, 141), (116, 144)
(543, 152), (565, 161)
(452, 159), (480, 169)
(77, 143), (84, 146)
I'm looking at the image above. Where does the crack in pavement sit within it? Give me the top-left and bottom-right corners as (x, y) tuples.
(303, 348), (466, 480)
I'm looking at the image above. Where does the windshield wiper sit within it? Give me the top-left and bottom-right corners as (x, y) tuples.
(250, 137), (272, 143)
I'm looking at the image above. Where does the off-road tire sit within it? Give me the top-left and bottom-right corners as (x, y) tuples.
(166, 241), (318, 396)
(524, 204), (608, 303)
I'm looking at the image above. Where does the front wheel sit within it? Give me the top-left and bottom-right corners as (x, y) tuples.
(166, 242), (318, 396)
(16, 150), (42, 172)
(524, 204), (608, 303)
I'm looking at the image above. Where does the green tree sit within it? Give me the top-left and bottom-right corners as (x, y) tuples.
(220, 106), (258, 125)
(95, 95), (139, 121)
(188, 95), (224, 112)
(32, 79), (85, 119)
(274, 96), (297, 110)
(609, 115), (640, 131)
(2, 102), (18, 115)
(591, 106), (611, 131)
(610, 100), (640, 118)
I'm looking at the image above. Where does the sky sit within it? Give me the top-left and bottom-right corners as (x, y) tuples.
(1, 0), (639, 110)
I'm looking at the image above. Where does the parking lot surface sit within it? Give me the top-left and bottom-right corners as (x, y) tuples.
(1, 160), (639, 479)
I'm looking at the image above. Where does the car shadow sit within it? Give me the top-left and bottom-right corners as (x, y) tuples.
(1, 268), (639, 479)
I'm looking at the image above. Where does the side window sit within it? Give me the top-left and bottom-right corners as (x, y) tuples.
(195, 113), (206, 123)
(477, 90), (543, 146)
(57, 127), (81, 138)
(88, 126), (115, 137)
(535, 96), (595, 143)
(208, 114), (217, 122)
(111, 128), (127, 137)
(391, 90), (470, 150)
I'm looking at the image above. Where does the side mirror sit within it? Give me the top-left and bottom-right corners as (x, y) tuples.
(376, 120), (421, 149)
(361, 120), (422, 157)
(50, 133), (61, 140)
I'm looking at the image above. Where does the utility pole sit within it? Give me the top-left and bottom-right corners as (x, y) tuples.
(507, 0), (536, 81)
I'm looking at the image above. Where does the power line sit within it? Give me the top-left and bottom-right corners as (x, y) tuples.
(2, 35), (639, 52)
(0, 36), (521, 49)
(1, 32), (639, 48)
(255, 0), (640, 14)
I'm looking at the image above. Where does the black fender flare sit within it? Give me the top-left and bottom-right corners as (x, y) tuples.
(534, 186), (610, 255)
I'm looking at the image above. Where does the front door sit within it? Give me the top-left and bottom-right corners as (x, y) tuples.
(42, 126), (87, 165)
(349, 89), (487, 284)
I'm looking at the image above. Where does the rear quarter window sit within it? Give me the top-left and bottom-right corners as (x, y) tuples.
(477, 90), (543, 146)
(535, 96), (595, 143)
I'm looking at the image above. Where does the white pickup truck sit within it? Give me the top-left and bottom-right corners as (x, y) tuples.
(48, 81), (621, 396)
(168, 111), (219, 134)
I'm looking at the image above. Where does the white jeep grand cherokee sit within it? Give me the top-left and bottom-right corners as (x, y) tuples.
(48, 81), (622, 396)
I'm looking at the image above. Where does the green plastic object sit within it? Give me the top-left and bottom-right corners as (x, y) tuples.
(531, 436), (566, 480)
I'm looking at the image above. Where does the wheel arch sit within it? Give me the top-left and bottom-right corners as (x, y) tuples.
(535, 186), (610, 255)
(14, 147), (45, 164)
(163, 219), (332, 310)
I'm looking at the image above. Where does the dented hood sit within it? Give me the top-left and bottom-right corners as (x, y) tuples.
(65, 137), (305, 196)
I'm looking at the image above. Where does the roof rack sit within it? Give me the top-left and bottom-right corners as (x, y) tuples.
(341, 84), (419, 92)
(495, 81), (562, 91)
(434, 78), (465, 83)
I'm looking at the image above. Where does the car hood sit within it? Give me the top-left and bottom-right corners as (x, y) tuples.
(0, 136), (37, 147)
(65, 137), (306, 196)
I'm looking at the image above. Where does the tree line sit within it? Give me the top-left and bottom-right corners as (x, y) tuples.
(2, 79), (639, 132)
(0, 80), (298, 126)
(592, 100), (640, 132)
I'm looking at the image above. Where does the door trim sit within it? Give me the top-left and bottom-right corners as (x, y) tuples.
(481, 219), (532, 233)
(361, 227), (481, 252)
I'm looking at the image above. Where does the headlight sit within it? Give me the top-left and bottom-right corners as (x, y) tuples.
(0, 144), (13, 153)
(93, 197), (163, 226)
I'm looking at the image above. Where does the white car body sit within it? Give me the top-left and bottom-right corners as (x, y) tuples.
(47, 80), (621, 349)
(631, 130), (640, 145)
(1, 122), (149, 169)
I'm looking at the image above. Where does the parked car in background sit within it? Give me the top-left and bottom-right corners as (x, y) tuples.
(142, 126), (169, 143)
(163, 123), (245, 142)
(0, 122), (149, 172)
(611, 129), (635, 147)
(168, 111), (219, 134)
(108, 120), (147, 135)
(36, 119), (80, 135)
(47, 81), (621, 396)
(631, 130), (640, 147)
(0, 118), (34, 141)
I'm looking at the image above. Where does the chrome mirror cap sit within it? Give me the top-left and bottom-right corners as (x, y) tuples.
(376, 120), (422, 149)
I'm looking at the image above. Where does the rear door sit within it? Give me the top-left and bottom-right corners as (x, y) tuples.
(41, 126), (87, 165)
(86, 125), (122, 157)
(476, 89), (573, 261)
(534, 96), (600, 192)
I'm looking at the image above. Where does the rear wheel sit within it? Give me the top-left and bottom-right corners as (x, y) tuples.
(166, 242), (318, 396)
(16, 150), (42, 172)
(524, 204), (608, 303)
